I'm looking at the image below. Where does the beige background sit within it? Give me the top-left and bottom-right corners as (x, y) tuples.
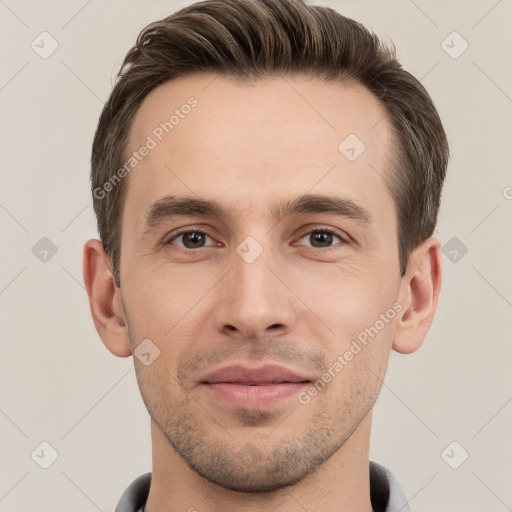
(1, 0), (511, 511)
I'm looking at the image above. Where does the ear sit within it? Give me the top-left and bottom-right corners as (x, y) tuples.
(82, 239), (132, 357)
(393, 236), (442, 354)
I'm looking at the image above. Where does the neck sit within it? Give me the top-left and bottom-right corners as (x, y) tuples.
(145, 411), (375, 512)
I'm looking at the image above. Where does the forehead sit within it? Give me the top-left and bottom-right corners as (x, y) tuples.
(123, 72), (395, 232)
(128, 72), (391, 156)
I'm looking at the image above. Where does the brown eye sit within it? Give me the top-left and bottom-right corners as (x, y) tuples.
(167, 230), (214, 249)
(297, 229), (345, 249)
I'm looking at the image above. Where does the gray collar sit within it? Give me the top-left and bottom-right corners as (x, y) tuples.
(115, 460), (410, 512)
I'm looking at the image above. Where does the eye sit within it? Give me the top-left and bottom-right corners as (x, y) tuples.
(164, 226), (348, 252)
(166, 229), (216, 250)
(296, 228), (346, 249)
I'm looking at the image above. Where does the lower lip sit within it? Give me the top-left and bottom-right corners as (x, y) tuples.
(204, 382), (309, 409)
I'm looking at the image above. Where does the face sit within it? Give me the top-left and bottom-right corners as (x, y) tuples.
(119, 72), (401, 492)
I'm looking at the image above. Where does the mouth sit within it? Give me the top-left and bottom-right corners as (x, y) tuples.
(201, 364), (312, 409)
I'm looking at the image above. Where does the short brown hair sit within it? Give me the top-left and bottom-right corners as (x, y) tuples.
(91, 0), (449, 287)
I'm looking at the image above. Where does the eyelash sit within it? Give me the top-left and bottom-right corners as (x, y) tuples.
(164, 225), (349, 252)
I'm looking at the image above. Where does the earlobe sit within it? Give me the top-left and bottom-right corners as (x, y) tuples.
(393, 237), (442, 354)
(82, 239), (132, 357)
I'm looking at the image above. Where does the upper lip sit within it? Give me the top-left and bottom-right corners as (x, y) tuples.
(201, 364), (312, 385)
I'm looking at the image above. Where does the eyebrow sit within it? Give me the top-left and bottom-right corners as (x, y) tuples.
(141, 193), (373, 236)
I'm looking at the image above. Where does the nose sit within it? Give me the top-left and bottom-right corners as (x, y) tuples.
(213, 244), (296, 341)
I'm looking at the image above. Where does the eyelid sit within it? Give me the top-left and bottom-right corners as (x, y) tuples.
(295, 225), (349, 244)
(164, 225), (218, 247)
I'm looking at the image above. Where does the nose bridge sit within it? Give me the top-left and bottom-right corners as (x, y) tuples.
(234, 235), (276, 297)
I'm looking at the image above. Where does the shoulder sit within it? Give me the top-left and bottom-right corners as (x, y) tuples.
(370, 460), (411, 512)
(115, 472), (152, 512)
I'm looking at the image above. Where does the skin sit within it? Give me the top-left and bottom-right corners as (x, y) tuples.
(83, 72), (442, 512)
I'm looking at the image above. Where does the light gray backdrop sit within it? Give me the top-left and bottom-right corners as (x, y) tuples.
(1, 0), (511, 511)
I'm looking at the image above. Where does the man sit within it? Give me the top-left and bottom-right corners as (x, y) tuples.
(83, 0), (449, 510)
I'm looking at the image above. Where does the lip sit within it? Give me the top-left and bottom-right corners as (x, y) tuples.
(202, 363), (312, 385)
(201, 364), (312, 409)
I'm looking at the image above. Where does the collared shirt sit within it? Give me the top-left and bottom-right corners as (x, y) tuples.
(115, 460), (411, 512)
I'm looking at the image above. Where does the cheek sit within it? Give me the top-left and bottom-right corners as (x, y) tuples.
(321, 318), (394, 406)
(302, 263), (396, 330)
(124, 263), (202, 325)
(133, 360), (182, 423)
(304, 270), (398, 386)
